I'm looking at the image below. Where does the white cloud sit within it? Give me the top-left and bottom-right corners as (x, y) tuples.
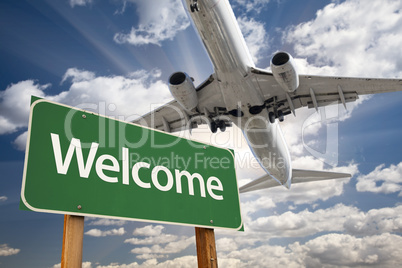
(217, 204), (402, 266)
(0, 80), (47, 134)
(90, 232), (402, 267)
(265, 0), (401, 168)
(126, 225), (194, 260)
(0, 244), (20, 256)
(114, 0), (190, 46)
(356, 162), (402, 195)
(69, 0), (92, 8)
(61, 68), (96, 84)
(132, 225), (165, 236)
(130, 236), (194, 257)
(96, 256), (197, 268)
(86, 218), (126, 226)
(233, 0), (271, 14)
(0, 68), (172, 150)
(240, 195), (276, 224)
(237, 17), (268, 64)
(216, 237), (239, 252)
(146, 256), (196, 268)
(82, 262), (93, 268)
(52, 205), (402, 267)
(292, 57), (338, 76)
(344, 205), (402, 235)
(219, 232), (402, 267)
(249, 204), (359, 237)
(13, 131), (28, 151)
(221, 243), (304, 267)
(51, 68), (171, 118)
(0, 196), (7, 202)
(85, 227), (125, 237)
(285, 0), (402, 78)
(300, 233), (402, 267)
(52, 261), (92, 268)
(136, 254), (167, 260)
(280, 100), (371, 162)
(125, 234), (177, 245)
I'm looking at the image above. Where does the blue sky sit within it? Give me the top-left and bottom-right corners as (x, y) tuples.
(1, 0), (402, 267)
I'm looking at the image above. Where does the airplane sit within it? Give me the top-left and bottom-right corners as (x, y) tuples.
(133, 0), (402, 193)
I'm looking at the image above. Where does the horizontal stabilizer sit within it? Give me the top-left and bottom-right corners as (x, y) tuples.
(239, 169), (351, 194)
(291, 169), (351, 184)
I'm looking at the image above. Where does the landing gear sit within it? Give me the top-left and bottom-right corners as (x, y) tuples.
(278, 110), (284, 122)
(209, 120), (227, 133)
(269, 110), (284, 123)
(218, 120), (226, 132)
(210, 121), (218, 133)
(269, 112), (276, 124)
(190, 1), (199, 12)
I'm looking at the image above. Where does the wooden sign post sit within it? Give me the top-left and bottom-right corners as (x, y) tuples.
(61, 215), (85, 268)
(195, 227), (218, 268)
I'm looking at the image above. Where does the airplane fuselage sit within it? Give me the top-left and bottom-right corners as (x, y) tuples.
(183, 0), (292, 187)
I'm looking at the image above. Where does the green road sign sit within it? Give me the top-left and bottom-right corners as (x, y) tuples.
(21, 98), (242, 230)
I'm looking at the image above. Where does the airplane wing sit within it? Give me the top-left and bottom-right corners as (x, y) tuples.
(251, 67), (402, 117)
(133, 67), (401, 132)
(132, 74), (230, 132)
(239, 169), (351, 193)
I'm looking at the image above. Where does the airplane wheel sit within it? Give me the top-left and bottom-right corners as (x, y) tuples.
(269, 112), (275, 123)
(229, 108), (243, 117)
(278, 110), (284, 122)
(218, 120), (226, 132)
(210, 121), (218, 133)
(190, 3), (199, 12)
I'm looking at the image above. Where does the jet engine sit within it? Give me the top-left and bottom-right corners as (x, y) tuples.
(168, 72), (198, 111)
(270, 51), (299, 92)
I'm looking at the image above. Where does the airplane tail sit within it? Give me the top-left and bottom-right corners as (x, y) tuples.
(239, 169), (351, 194)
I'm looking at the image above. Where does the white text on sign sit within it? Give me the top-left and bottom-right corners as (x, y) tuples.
(50, 133), (224, 200)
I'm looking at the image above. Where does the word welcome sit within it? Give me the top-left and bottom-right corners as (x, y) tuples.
(50, 133), (224, 200)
